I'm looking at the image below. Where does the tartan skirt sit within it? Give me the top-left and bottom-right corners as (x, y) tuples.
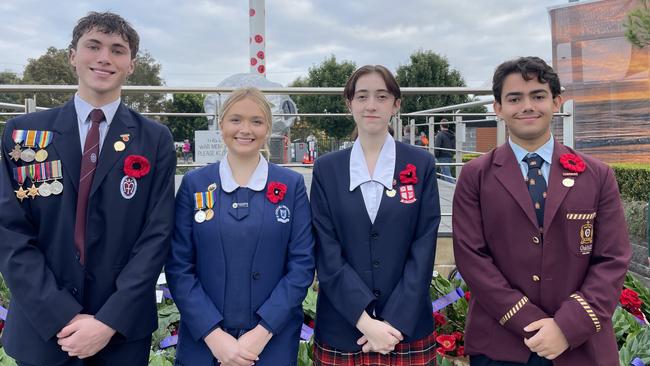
(313, 332), (436, 366)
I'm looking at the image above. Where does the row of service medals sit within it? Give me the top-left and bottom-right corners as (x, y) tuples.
(193, 183), (217, 223)
(13, 160), (64, 201)
(10, 130), (52, 163)
(10, 130), (63, 201)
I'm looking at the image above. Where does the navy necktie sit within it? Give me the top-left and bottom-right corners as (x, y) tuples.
(523, 153), (547, 229)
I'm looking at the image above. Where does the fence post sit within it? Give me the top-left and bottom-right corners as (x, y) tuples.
(409, 119), (415, 145)
(496, 117), (506, 146)
(455, 111), (464, 178)
(428, 116), (434, 154)
(24, 98), (36, 114)
(562, 99), (574, 148)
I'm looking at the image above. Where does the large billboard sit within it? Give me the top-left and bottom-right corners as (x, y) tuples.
(549, 0), (650, 163)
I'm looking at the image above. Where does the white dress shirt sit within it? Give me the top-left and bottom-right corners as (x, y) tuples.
(349, 133), (396, 223)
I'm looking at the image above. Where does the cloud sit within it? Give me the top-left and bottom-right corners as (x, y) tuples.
(0, 0), (561, 87)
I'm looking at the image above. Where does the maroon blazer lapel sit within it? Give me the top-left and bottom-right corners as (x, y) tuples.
(493, 143), (539, 228)
(543, 141), (572, 231)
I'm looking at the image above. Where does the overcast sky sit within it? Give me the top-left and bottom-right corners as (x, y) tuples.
(0, 0), (567, 88)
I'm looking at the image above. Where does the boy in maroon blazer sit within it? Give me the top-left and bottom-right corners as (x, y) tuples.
(453, 57), (631, 366)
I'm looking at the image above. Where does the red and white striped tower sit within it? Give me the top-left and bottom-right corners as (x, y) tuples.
(249, 0), (266, 77)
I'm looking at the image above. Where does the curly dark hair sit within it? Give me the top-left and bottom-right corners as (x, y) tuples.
(70, 11), (139, 59)
(492, 57), (561, 103)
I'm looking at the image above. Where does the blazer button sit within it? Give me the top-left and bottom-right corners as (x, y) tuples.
(532, 275), (541, 282)
(74, 251), (81, 261)
(532, 236), (540, 244)
(373, 289), (381, 298)
(71, 287), (79, 295)
(252, 272), (261, 280)
(370, 233), (379, 240)
(373, 260), (380, 268)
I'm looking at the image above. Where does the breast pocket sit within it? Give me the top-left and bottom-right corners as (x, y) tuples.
(564, 209), (596, 257)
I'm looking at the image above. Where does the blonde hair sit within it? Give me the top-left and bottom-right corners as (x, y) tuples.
(219, 87), (273, 158)
(219, 87), (273, 134)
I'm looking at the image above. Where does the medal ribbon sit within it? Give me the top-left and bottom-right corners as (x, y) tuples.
(205, 191), (214, 209)
(12, 166), (27, 185)
(24, 130), (38, 148)
(37, 131), (53, 149)
(27, 164), (37, 182)
(50, 160), (62, 179)
(194, 192), (205, 210)
(38, 162), (49, 182)
(11, 130), (27, 144)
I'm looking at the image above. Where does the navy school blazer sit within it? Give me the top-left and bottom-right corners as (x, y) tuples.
(165, 162), (315, 366)
(310, 141), (441, 351)
(0, 99), (176, 365)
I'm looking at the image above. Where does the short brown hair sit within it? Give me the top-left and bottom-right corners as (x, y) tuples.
(343, 65), (401, 102)
(70, 12), (140, 60)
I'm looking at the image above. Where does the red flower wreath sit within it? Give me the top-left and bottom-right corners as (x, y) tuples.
(266, 181), (287, 204)
(124, 155), (151, 179)
(399, 163), (418, 185)
(559, 153), (586, 173)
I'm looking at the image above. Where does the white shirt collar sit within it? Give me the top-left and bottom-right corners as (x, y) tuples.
(219, 153), (268, 193)
(349, 133), (395, 191)
(74, 93), (120, 125)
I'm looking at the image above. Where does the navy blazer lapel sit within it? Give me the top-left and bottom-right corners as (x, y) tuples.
(90, 103), (137, 196)
(50, 100), (82, 192)
(543, 142), (572, 231)
(493, 144), (539, 228)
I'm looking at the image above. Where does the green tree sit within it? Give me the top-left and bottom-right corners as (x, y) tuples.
(21, 47), (76, 107)
(290, 55), (356, 140)
(0, 71), (24, 107)
(396, 50), (486, 133)
(163, 93), (208, 143)
(20, 48), (165, 111)
(123, 51), (166, 112)
(625, 0), (650, 48)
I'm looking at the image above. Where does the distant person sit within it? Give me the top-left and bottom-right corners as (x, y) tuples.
(0, 11), (175, 365)
(434, 119), (456, 183)
(401, 124), (412, 144)
(182, 139), (191, 163)
(166, 88), (314, 365)
(311, 65), (440, 365)
(453, 56), (631, 365)
(419, 131), (429, 146)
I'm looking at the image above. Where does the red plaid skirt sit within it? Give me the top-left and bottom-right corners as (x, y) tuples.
(313, 332), (436, 366)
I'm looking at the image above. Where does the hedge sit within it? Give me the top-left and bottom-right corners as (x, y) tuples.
(611, 163), (650, 202)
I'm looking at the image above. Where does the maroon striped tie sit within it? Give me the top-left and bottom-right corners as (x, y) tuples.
(74, 108), (103, 265)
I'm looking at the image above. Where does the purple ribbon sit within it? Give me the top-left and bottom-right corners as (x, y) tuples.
(300, 323), (314, 341)
(159, 334), (178, 349)
(631, 357), (645, 366)
(160, 286), (173, 300)
(431, 288), (465, 313)
(0, 305), (6, 321)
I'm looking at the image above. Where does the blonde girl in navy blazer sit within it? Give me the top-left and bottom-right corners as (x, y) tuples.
(166, 88), (315, 366)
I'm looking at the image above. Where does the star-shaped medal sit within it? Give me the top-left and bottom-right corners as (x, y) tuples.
(27, 184), (40, 199)
(15, 186), (28, 202)
(9, 145), (22, 161)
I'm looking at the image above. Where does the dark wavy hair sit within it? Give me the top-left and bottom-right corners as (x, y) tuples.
(492, 57), (561, 103)
(70, 11), (139, 59)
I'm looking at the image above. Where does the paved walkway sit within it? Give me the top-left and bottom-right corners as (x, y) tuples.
(175, 167), (454, 234)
